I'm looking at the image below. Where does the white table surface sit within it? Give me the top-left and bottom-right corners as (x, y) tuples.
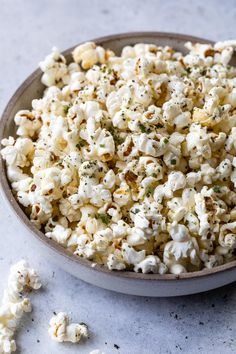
(0, 0), (236, 353)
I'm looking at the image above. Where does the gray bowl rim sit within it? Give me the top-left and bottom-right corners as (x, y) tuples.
(1, 31), (236, 282)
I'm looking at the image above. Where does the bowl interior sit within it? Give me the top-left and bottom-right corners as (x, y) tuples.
(1, 32), (236, 281)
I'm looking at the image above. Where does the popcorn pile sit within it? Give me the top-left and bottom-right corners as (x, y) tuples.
(0, 261), (41, 353)
(2, 40), (236, 275)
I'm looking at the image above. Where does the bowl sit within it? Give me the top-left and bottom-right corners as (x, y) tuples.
(1, 32), (236, 297)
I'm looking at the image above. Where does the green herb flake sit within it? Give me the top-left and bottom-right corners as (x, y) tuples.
(138, 123), (147, 133)
(213, 186), (221, 193)
(170, 159), (176, 165)
(164, 138), (169, 144)
(146, 186), (155, 196)
(76, 139), (86, 149)
(98, 214), (111, 225)
(63, 105), (69, 114)
(156, 123), (164, 128)
(100, 144), (105, 148)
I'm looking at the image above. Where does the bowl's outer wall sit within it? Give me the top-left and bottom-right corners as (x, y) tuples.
(0, 32), (236, 296)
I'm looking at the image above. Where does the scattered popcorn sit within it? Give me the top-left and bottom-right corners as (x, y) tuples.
(48, 312), (88, 344)
(2, 40), (236, 274)
(0, 261), (41, 353)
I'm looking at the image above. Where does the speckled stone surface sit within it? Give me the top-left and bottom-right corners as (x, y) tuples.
(0, 0), (236, 353)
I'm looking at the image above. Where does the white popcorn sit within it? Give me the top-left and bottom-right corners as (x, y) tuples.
(163, 223), (200, 273)
(134, 255), (167, 274)
(127, 227), (146, 246)
(87, 128), (115, 161)
(59, 197), (81, 222)
(111, 220), (129, 238)
(2, 39), (236, 275)
(219, 222), (236, 250)
(154, 171), (186, 203)
(136, 134), (167, 157)
(1, 137), (33, 168)
(167, 188), (195, 224)
(91, 228), (113, 252)
(186, 123), (211, 168)
(113, 182), (131, 206)
(72, 42), (109, 70)
(0, 325), (16, 354)
(48, 312), (88, 343)
(226, 127), (236, 153)
(45, 224), (72, 245)
(200, 163), (215, 184)
(7, 260), (41, 294)
(216, 159), (232, 181)
(39, 47), (70, 87)
(194, 192), (210, 238)
(107, 253), (126, 271)
(90, 185), (112, 207)
(103, 169), (116, 189)
(14, 110), (42, 138)
(0, 261), (41, 354)
(122, 243), (146, 266)
(167, 171), (186, 191)
(186, 171), (201, 187)
(214, 40), (236, 50)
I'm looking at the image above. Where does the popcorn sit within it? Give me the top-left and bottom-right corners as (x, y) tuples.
(216, 159), (232, 181)
(1, 137), (34, 169)
(154, 171), (186, 203)
(14, 110), (42, 138)
(186, 171), (201, 187)
(0, 261), (41, 354)
(72, 42), (114, 70)
(219, 222), (236, 250)
(122, 243), (146, 266)
(39, 47), (70, 87)
(136, 133), (167, 157)
(163, 223), (200, 274)
(194, 192), (210, 238)
(186, 123), (211, 168)
(2, 40), (236, 274)
(134, 255), (167, 274)
(107, 253), (126, 271)
(167, 171), (186, 191)
(87, 127), (115, 161)
(48, 312), (88, 343)
(113, 182), (131, 206)
(126, 227), (146, 246)
(45, 224), (72, 245)
(167, 190), (194, 224)
(0, 326), (16, 354)
(103, 169), (116, 189)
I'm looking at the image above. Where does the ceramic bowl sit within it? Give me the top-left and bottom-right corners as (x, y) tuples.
(1, 32), (236, 297)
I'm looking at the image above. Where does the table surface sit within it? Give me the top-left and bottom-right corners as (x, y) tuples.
(0, 0), (236, 353)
